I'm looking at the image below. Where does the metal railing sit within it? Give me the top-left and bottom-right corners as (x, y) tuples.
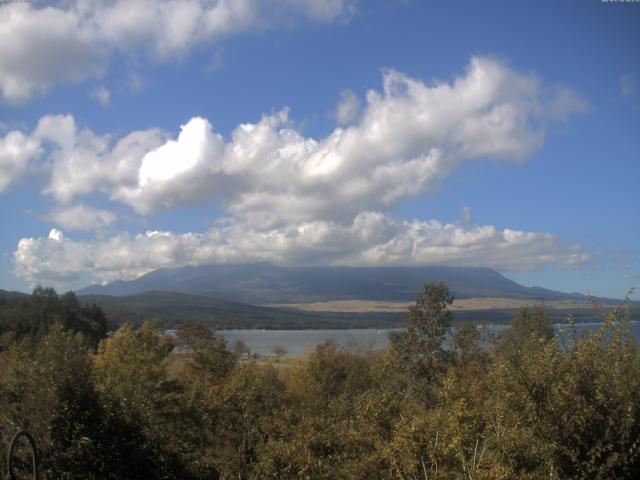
(4, 430), (38, 480)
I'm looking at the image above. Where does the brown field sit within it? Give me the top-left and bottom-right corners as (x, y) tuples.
(266, 298), (598, 313)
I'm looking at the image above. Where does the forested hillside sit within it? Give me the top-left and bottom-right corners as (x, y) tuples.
(0, 287), (109, 349)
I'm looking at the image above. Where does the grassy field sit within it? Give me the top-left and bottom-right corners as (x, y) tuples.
(266, 297), (612, 313)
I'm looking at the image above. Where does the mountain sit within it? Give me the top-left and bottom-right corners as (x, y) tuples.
(77, 263), (587, 304)
(78, 291), (405, 330)
(0, 288), (28, 305)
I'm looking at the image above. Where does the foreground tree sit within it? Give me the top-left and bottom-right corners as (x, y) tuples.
(177, 321), (237, 390)
(0, 326), (100, 479)
(94, 322), (203, 479)
(386, 281), (455, 404)
(0, 326), (165, 480)
(1, 284), (638, 479)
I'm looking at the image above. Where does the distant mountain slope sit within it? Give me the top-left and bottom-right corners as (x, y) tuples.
(78, 290), (626, 330)
(78, 291), (405, 330)
(0, 288), (28, 305)
(77, 263), (587, 304)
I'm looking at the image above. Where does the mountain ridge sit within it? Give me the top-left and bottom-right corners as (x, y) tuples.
(77, 290), (407, 329)
(77, 263), (588, 304)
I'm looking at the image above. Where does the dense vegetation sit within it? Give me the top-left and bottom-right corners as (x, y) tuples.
(0, 287), (109, 348)
(1, 284), (639, 479)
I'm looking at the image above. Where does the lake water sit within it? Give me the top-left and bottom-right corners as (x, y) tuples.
(219, 322), (640, 357)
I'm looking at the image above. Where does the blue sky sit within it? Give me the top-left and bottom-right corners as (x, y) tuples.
(0, 0), (638, 298)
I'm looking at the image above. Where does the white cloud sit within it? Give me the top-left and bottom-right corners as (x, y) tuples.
(5, 56), (593, 286)
(115, 117), (225, 212)
(103, 57), (586, 226)
(91, 85), (110, 106)
(12, 214), (591, 288)
(335, 89), (360, 125)
(0, 129), (41, 193)
(621, 73), (637, 97)
(545, 86), (590, 121)
(48, 203), (117, 231)
(32, 114), (167, 204)
(0, 0), (357, 102)
(33, 114), (77, 151)
(0, 4), (104, 103)
(5, 57), (587, 226)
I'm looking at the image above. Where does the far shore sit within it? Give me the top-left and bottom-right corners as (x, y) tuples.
(264, 297), (606, 313)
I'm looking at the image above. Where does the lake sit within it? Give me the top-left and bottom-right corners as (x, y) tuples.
(219, 322), (640, 357)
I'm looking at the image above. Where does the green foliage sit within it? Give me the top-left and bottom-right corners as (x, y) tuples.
(94, 322), (204, 479)
(0, 326), (98, 479)
(212, 363), (285, 479)
(387, 282), (456, 404)
(1, 285), (639, 479)
(176, 319), (216, 347)
(0, 287), (109, 349)
(257, 341), (383, 479)
(0, 326), (164, 479)
(177, 321), (238, 390)
(94, 323), (174, 421)
(499, 306), (554, 351)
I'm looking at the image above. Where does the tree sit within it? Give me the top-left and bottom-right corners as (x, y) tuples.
(499, 306), (553, 352)
(93, 322), (201, 479)
(387, 281), (455, 404)
(2, 282), (639, 479)
(232, 339), (251, 358)
(213, 363), (286, 479)
(258, 340), (381, 479)
(0, 287), (109, 348)
(272, 344), (288, 359)
(0, 325), (147, 480)
(176, 320), (215, 348)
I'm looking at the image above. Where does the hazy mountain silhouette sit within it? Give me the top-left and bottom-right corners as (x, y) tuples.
(77, 263), (587, 304)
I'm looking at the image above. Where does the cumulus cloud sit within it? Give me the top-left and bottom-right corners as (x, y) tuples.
(13, 214), (591, 288)
(33, 114), (167, 204)
(335, 89), (360, 125)
(6, 56), (592, 286)
(48, 203), (117, 231)
(0, 0), (356, 102)
(0, 129), (41, 193)
(11, 57), (587, 228)
(116, 117), (225, 212)
(0, 4), (104, 103)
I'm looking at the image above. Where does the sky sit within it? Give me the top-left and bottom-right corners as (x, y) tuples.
(0, 0), (638, 299)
